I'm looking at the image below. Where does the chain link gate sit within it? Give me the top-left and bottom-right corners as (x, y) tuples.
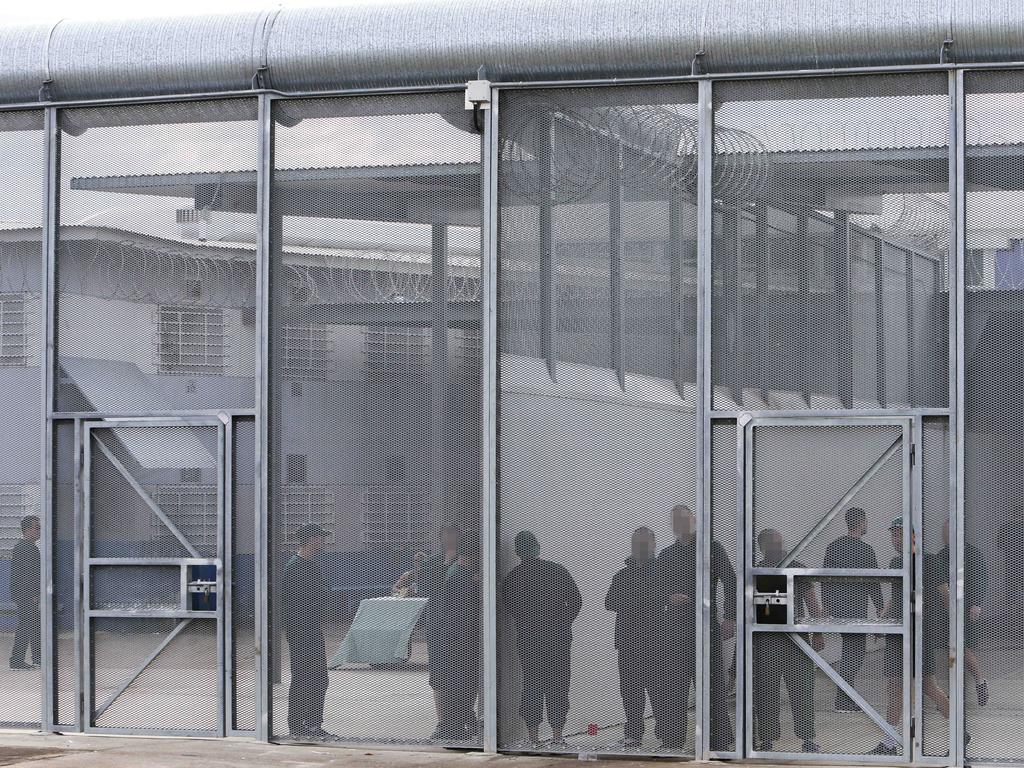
(83, 419), (225, 735)
(743, 417), (912, 762)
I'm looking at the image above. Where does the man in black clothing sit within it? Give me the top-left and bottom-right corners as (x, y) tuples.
(426, 534), (481, 741)
(502, 530), (581, 745)
(9, 516), (40, 670)
(822, 506), (883, 710)
(605, 527), (660, 748)
(752, 528), (823, 753)
(281, 523), (333, 740)
(935, 520), (989, 706)
(420, 524), (462, 731)
(652, 505), (736, 752)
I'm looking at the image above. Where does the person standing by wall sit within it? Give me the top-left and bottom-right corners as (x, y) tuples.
(8, 515), (40, 670)
(502, 530), (581, 746)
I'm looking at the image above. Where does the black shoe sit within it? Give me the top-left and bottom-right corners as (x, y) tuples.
(870, 742), (898, 755)
(307, 727), (340, 741)
(803, 741), (821, 752)
(977, 680), (988, 707)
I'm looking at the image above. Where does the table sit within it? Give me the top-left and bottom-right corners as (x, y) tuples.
(329, 596), (428, 667)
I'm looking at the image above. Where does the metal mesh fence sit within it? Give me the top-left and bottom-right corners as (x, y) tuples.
(268, 92), (482, 746)
(231, 418), (256, 733)
(0, 110), (44, 728)
(964, 69), (1024, 763)
(711, 74), (949, 411)
(85, 423), (223, 733)
(748, 422), (906, 758)
(56, 99), (259, 413)
(497, 84), (700, 758)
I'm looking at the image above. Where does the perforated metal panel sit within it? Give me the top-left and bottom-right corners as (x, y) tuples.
(964, 69), (1024, 764)
(0, 110), (44, 728)
(84, 422), (224, 734)
(56, 99), (259, 413)
(745, 420), (911, 760)
(269, 92), (482, 746)
(497, 84), (701, 758)
(711, 75), (949, 411)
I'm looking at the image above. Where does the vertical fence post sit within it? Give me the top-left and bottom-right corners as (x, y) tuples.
(696, 77), (713, 760)
(40, 104), (59, 733)
(255, 92), (273, 743)
(481, 85), (499, 755)
(951, 67), (966, 768)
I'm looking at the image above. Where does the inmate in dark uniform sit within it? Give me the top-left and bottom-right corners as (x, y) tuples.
(605, 555), (660, 744)
(8, 536), (40, 669)
(752, 561), (816, 750)
(652, 536), (736, 750)
(933, 540), (987, 655)
(822, 534), (882, 709)
(502, 555), (581, 738)
(884, 552), (936, 678)
(282, 552), (329, 737)
(424, 558), (481, 740)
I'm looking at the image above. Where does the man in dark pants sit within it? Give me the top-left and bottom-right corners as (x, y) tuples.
(935, 520), (989, 706)
(652, 505), (736, 752)
(9, 516), (40, 670)
(419, 524), (462, 733)
(426, 534), (481, 741)
(502, 530), (581, 746)
(605, 527), (660, 748)
(752, 528), (823, 753)
(822, 506), (883, 710)
(282, 523), (333, 740)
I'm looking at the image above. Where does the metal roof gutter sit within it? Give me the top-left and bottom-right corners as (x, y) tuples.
(0, 0), (1022, 105)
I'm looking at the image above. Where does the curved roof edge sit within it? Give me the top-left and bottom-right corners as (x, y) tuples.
(1, 0), (1022, 105)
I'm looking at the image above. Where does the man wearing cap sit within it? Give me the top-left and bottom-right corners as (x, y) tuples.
(822, 506), (883, 710)
(501, 530), (581, 746)
(282, 523), (333, 740)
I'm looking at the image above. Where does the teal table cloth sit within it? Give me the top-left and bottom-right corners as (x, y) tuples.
(329, 596), (428, 667)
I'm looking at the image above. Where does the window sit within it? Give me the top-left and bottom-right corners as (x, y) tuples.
(0, 294), (29, 367)
(364, 327), (428, 373)
(180, 468), (202, 484)
(283, 325), (331, 379)
(152, 485), (217, 550)
(362, 486), (430, 547)
(282, 487), (334, 540)
(157, 306), (226, 374)
(0, 485), (30, 557)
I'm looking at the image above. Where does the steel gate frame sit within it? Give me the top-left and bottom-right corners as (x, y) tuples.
(81, 417), (227, 737)
(741, 415), (914, 765)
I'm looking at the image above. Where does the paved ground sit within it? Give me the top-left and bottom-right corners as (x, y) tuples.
(0, 731), (721, 768)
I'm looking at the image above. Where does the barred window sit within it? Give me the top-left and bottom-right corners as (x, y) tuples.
(282, 486), (334, 541)
(157, 306), (226, 374)
(152, 485), (218, 550)
(0, 485), (30, 557)
(283, 324), (331, 379)
(0, 294), (28, 367)
(364, 327), (428, 373)
(362, 486), (430, 547)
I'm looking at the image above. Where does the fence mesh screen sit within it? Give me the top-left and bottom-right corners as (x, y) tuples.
(0, 110), (44, 728)
(748, 422), (905, 758)
(86, 424), (222, 733)
(711, 74), (949, 411)
(497, 84), (700, 757)
(269, 92), (482, 747)
(964, 69), (1024, 763)
(231, 418), (256, 732)
(56, 100), (259, 414)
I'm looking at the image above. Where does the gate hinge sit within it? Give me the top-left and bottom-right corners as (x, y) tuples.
(910, 443), (916, 467)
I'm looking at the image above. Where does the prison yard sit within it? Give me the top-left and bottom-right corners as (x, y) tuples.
(2, 0), (1024, 766)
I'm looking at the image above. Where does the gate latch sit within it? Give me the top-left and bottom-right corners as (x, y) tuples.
(187, 580), (217, 596)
